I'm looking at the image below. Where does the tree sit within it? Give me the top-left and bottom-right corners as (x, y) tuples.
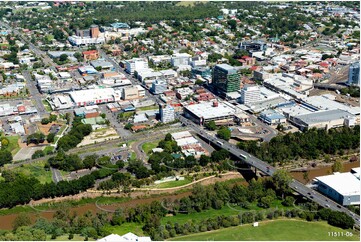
(59, 54), (68, 62)
(12, 213), (31, 231)
(271, 170), (292, 199)
(1, 137), (9, 147)
(74, 52), (82, 62)
(217, 126), (231, 141)
(332, 161), (342, 172)
(32, 150), (45, 159)
(227, 19), (237, 31)
(205, 121), (217, 131)
(259, 195), (273, 208)
(47, 133), (55, 143)
(41, 118), (50, 125)
(0, 150), (13, 166)
(282, 196), (295, 207)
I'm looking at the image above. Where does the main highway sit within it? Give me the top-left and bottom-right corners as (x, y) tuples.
(177, 115), (360, 225)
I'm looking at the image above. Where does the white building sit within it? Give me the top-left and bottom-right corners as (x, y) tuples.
(69, 88), (122, 106)
(171, 53), (191, 67)
(313, 171), (360, 206)
(68, 35), (105, 46)
(151, 79), (168, 94)
(125, 58), (148, 75)
(240, 85), (260, 105)
(159, 104), (175, 123)
(184, 101), (236, 125)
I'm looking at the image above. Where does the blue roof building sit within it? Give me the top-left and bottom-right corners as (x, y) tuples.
(259, 109), (286, 125)
(110, 22), (130, 29)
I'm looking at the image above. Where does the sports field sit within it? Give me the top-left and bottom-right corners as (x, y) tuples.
(170, 219), (359, 241)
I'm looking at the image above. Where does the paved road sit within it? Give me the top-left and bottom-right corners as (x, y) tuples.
(22, 70), (48, 116)
(51, 167), (63, 183)
(178, 115), (360, 225)
(98, 104), (132, 138)
(248, 116), (278, 142)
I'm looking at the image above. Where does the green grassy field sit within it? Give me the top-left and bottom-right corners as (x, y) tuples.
(43, 146), (54, 155)
(102, 222), (145, 237)
(137, 105), (158, 111)
(141, 140), (160, 154)
(42, 99), (53, 112)
(152, 178), (192, 189)
(2, 135), (20, 156)
(161, 199), (290, 226)
(12, 160), (52, 184)
(170, 220), (359, 241)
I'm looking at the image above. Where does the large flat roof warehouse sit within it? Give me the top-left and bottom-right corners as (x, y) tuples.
(301, 95), (360, 115)
(315, 172), (360, 196)
(295, 109), (355, 125)
(185, 101), (236, 120)
(69, 88), (121, 105)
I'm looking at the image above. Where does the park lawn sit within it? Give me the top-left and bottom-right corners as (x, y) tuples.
(3, 135), (20, 156)
(130, 152), (136, 160)
(137, 105), (158, 111)
(141, 140), (160, 154)
(170, 219), (359, 241)
(102, 223), (144, 236)
(42, 99), (52, 112)
(161, 200), (290, 226)
(12, 160), (52, 184)
(153, 178), (192, 189)
(161, 206), (242, 225)
(43, 146), (54, 155)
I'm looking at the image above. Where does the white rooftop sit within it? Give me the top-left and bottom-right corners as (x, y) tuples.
(171, 131), (193, 140)
(185, 101), (235, 120)
(301, 95), (360, 115)
(315, 172), (360, 196)
(176, 137), (199, 147)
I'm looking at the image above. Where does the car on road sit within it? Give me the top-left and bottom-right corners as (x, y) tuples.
(337, 205), (341, 208)
(325, 204), (330, 208)
(310, 195), (314, 199)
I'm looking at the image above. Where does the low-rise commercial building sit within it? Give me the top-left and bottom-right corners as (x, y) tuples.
(292, 109), (356, 131)
(259, 109), (287, 125)
(313, 171), (360, 205)
(69, 88), (121, 106)
(184, 101), (236, 125)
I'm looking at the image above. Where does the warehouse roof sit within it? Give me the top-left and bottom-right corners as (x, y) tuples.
(295, 109), (354, 125)
(315, 172), (360, 196)
(185, 101), (235, 120)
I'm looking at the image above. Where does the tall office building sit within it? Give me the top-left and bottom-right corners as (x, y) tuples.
(240, 85), (260, 105)
(212, 64), (240, 96)
(159, 104), (175, 123)
(90, 25), (100, 38)
(347, 62), (360, 87)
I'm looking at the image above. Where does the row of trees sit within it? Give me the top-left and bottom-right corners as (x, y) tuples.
(57, 117), (92, 151)
(237, 126), (360, 164)
(0, 149), (12, 166)
(0, 168), (116, 208)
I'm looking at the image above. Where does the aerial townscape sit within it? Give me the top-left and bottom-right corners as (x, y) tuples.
(0, 1), (360, 241)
